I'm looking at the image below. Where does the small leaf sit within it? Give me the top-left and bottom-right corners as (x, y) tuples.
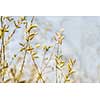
(26, 32), (37, 41)
(26, 46), (33, 51)
(27, 24), (38, 33)
(67, 63), (72, 72)
(19, 43), (25, 47)
(20, 16), (26, 21)
(20, 47), (26, 52)
(10, 68), (15, 77)
(35, 43), (40, 48)
(14, 21), (21, 28)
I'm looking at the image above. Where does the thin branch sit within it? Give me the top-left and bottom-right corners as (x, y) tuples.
(5, 28), (16, 46)
(41, 44), (56, 72)
(1, 16), (5, 81)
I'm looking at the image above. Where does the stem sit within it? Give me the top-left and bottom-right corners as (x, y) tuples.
(5, 28), (16, 46)
(1, 17), (5, 63)
(56, 44), (60, 83)
(19, 16), (35, 77)
(17, 34), (29, 82)
(31, 16), (35, 23)
(0, 17), (2, 65)
(1, 16), (6, 81)
(20, 48), (27, 72)
(41, 44), (56, 72)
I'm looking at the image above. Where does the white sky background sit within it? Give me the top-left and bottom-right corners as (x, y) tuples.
(36, 16), (100, 82)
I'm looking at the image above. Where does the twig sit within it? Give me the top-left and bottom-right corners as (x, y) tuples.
(5, 28), (16, 46)
(41, 44), (56, 72)
(56, 44), (60, 83)
(1, 16), (6, 81)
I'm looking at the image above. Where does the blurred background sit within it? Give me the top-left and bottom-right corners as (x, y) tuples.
(4, 16), (100, 82)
